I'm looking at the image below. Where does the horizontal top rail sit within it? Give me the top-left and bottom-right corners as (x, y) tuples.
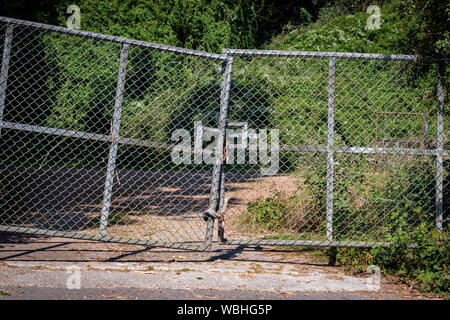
(0, 16), (227, 61)
(222, 48), (449, 62)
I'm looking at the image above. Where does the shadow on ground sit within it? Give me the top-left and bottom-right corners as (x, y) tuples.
(0, 231), (328, 267)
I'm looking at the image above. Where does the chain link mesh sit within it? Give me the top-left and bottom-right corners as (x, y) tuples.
(0, 17), (447, 250)
(0, 18), (225, 250)
(220, 50), (448, 247)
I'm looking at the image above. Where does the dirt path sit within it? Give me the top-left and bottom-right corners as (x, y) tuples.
(2, 167), (301, 243)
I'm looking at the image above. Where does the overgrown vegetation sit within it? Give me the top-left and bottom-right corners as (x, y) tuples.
(0, 290), (11, 296)
(331, 217), (449, 295)
(246, 192), (290, 231)
(244, 157), (448, 235)
(1, 0), (448, 56)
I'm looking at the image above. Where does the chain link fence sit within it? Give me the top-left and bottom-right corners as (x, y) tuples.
(220, 49), (448, 247)
(0, 17), (229, 250)
(0, 17), (448, 250)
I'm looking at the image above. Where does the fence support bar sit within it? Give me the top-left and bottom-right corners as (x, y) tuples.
(220, 239), (417, 249)
(0, 16), (226, 61)
(217, 161), (227, 244)
(326, 57), (336, 241)
(99, 44), (129, 236)
(204, 56), (233, 251)
(0, 225), (205, 251)
(2, 118), (448, 156)
(435, 62), (445, 232)
(0, 24), (14, 136)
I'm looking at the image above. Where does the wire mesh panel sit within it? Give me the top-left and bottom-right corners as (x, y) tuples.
(218, 52), (330, 245)
(0, 21), (120, 236)
(219, 50), (448, 247)
(105, 47), (224, 247)
(0, 16), (447, 251)
(0, 17), (226, 250)
(332, 58), (442, 244)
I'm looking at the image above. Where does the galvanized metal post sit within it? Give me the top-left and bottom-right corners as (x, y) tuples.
(217, 163), (227, 243)
(326, 57), (336, 242)
(435, 62), (445, 232)
(0, 24), (14, 135)
(99, 44), (129, 236)
(204, 55), (233, 251)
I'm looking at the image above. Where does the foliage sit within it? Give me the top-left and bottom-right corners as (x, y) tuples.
(0, 0), (67, 25)
(269, 4), (404, 53)
(0, 0), (323, 53)
(245, 192), (289, 231)
(391, 0), (449, 57)
(244, 155), (448, 243)
(304, 155), (445, 238)
(336, 217), (449, 295)
(0, 290), (11, 296)
(42, 34), (121, 133)
(1, 1), (448, 58)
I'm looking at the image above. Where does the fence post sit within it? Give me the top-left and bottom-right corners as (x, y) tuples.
(99, 43), (129, 236)
(435, 62), (445, 232)
(204, 55), (233, 251)
(326, 57), (336, 242)
(0, 24), (14, 136)
(217, 162), (227, 244)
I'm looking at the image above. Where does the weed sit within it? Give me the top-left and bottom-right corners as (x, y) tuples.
(0, 290), (11, 296)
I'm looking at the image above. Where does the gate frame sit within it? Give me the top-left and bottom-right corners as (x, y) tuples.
(216, 48), (448, 249)
(0, 16), (228, 251)
(0, 16), (447, 251)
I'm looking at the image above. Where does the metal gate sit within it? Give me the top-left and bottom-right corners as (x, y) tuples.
(0, 16), (231, 250)
(215, 49), (448, 248)
(0, 16), (448, 251)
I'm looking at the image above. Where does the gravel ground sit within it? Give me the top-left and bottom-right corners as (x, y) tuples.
(0, 232), (438, 300)
(1, 167), (304, 243)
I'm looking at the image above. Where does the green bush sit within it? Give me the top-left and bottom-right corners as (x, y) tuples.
(243, 155), (447, 243)
(42, 34), (121, 133)
(302, 155), (443, 240)
(335, 216), (449, 294)
(245, 192), (289, 231)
